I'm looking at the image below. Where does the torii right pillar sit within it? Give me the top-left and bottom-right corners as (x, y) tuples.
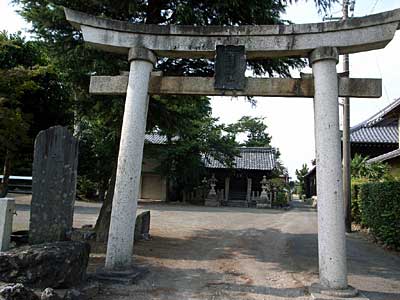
(309, 47), (360, 298)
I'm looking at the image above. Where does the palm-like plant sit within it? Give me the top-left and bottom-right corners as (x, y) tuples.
(351, 154), (390, 181)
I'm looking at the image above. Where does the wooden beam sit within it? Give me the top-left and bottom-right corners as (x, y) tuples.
(89, 75), (382, 98)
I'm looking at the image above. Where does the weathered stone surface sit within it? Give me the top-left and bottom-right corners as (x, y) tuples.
(0, 283), (39, 300)
(90, 75), (382, 98)
(134, 211), (151, 242)
(29, 126), (79, 245)
(40, 288), (61, 300)
(69, 228), (96, 242)
(62, 289), (81, 300)
(65, 7), (400, 58)
(75, 281), (99, 300)
(0, 241), (90, 288)
(0, 199), (15, 251)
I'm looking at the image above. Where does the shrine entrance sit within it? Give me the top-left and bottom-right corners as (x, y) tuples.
(64, 7), (400, 298)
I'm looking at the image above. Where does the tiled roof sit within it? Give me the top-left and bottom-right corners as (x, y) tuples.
(350, 98), (400, 145)
(356, 98), (400, 128)
(204, 147), (277, 171)
(350, 126), (398, 144)
(145, 134), (179, 144)
(367, 148), (400, 163)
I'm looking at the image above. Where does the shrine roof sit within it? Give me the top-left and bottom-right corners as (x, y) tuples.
(204, 147), (277, 171)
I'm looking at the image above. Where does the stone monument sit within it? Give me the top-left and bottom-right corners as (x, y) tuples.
(256, 176), (271, 209)
(29, 126), (79, 245)
(204, 174), (219, 207)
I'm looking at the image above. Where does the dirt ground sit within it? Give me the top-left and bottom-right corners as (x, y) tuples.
(11, 194), (400, 300)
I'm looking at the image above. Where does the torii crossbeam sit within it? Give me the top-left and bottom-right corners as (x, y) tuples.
(65, 7), (400, 298)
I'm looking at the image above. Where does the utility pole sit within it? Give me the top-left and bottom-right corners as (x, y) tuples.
(342, 0), (353, 233)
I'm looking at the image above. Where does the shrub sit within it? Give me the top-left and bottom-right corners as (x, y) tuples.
(273, 190), (288, 207)
(358, 181), (400, 250)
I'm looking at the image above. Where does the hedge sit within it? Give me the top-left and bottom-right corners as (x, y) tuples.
(350, 178), (369, 224)
(353, 181), (400, 249)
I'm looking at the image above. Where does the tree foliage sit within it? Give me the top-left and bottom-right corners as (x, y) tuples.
(0, 32), (72, 196)
(227, 116), (272, 147)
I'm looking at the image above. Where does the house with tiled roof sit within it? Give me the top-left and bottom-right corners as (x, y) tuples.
(204, 147), (282, 207)
(140, 134), (281, 205)
(350, 98), (400, 158)
(304, 98), (400, 198)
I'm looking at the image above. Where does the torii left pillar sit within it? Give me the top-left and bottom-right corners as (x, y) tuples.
(105, 47), (156, 270)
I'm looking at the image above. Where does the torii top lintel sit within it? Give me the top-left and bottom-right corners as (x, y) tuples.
(64, 7), (400, 60)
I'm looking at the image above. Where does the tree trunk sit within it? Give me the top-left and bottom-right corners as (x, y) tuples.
(0, 149), (12, 197)
(97, 180), (107, 203)
(94, 164), (117, 243)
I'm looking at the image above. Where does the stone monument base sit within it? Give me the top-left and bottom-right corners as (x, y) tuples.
(204, 195), (219, 207)
(204, 199), (220, 207)
(310, 283), (368, 300)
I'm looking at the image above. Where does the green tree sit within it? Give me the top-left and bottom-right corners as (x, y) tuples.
(295, 163), (309, 196)
(227, 116), (272, 147)
(0, 32), (72, 196)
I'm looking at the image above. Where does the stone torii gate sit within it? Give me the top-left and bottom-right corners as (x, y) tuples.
(65, 7), (400, 298)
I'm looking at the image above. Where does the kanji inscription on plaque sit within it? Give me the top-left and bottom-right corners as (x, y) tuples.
(214, 45), (246, 90)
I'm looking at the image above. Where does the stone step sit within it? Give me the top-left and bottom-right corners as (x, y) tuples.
(225, 200), (249, 208)
(228, 192), (247, 201)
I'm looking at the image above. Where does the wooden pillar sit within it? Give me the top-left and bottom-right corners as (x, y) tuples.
(246, 177), (252, 202)
(224, 177), (230, 201)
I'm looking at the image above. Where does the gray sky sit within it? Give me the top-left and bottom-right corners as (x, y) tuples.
(1, 0), (400, 178)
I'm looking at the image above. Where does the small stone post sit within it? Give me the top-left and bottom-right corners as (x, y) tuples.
(309, 47), (350, 293)
(105, 48), (156, 270)
(0, 198), (15, 251)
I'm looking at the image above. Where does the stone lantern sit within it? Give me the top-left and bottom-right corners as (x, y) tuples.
(208, 174), (217, 196)
(257, 175), (271, 208)
(205, 174), (219, 207)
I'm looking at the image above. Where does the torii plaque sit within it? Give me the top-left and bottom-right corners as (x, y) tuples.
(64, 7), (400, 298)
(214, 45), (246, 90)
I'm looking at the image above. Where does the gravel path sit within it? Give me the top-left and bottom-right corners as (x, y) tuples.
(11, 194), (400, 300)
(95, 202), (400, 300)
